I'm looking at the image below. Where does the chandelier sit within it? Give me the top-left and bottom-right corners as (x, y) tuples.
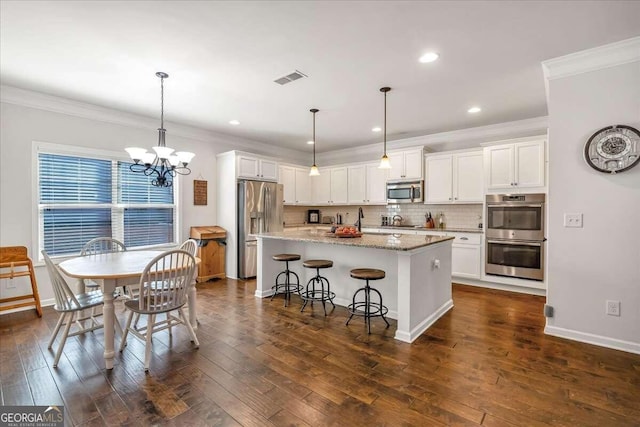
(379, 87), (392, 169)
(125, 72), (195, 187)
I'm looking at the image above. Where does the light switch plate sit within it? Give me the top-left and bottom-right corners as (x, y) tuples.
(564, 213), (583, 228)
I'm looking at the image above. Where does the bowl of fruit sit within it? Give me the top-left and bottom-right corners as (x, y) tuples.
(332, 226), (362, 238)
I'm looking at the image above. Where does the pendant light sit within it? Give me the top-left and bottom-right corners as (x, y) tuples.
(379, 87), (392, 169)
(309, 108), (320, 176)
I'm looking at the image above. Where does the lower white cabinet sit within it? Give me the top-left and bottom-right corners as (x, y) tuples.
(415, 230), (482, 279)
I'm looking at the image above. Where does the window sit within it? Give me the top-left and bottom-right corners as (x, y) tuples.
(37, 148), (177, 257)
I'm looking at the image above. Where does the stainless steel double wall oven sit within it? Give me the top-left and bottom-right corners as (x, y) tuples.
(485, 193), (546, 281)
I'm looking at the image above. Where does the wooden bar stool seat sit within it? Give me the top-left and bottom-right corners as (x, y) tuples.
(271, 254), (301, 306)
(0, 246), (42, 317)
(300, 259), (335, 315)
(347, 268), (389, 334)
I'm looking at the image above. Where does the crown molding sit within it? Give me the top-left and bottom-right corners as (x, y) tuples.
(318, 116), (548, 165)
(0, 84), (307, 162)
(541, 36), (640, 102)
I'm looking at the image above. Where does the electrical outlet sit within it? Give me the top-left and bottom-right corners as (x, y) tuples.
(564, 213), (583, 228)
(3, 279), (16, 289)
(606, 300), (620, 316)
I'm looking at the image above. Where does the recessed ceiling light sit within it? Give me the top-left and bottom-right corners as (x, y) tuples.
(467, 107), (482, 114)
(307, 140), (314, 145)
(372, 127), (382, 132)
(229, 120), (240, 125)
(419, 52), (439, 63)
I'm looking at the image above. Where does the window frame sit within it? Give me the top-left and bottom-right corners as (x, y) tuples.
(32, 141), (181, 260)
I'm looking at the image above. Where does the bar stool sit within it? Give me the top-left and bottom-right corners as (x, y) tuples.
(300, 260), (335, 316)
(347, 268), (390, 334)
(271, 254), (301, 306)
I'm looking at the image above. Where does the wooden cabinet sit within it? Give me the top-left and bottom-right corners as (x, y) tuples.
(237, 155), (278, 181)
(279, 165), (312, 205)
(425, 150), (483, 203)
(484, 139), (545, 191)
(190, 226), (226, 281)
(311, 167), (348, 205)
(387, 148), (424, 180)
(348, 163), (389, 204)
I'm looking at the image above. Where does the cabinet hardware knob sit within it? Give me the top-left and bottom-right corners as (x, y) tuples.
(454, 197), (458, 200)
(460, 237), (468, 240)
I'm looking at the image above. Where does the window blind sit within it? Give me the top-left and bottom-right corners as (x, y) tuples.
(39, 154), (112, 203)
(38, 153), (177, 257)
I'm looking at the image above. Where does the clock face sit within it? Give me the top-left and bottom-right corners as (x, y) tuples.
(585, 125), (640, 174)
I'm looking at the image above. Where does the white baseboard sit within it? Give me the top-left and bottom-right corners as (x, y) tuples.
(395, 299), (454, 343)
(545, 325), (640, 355)
(453, 277), (546, 296)
(0, 297), (55, 316)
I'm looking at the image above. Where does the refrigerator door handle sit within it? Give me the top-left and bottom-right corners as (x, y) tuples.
(264, 186), (269, 232)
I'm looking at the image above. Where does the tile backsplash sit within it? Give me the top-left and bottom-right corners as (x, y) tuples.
(284, 203), (483, 229)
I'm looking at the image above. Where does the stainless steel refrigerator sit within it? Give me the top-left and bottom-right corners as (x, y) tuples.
(238, 180), (284, 278)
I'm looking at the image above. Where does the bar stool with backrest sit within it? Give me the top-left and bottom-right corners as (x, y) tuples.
(271, 254), (301, 306)
(347, 268), (390, 334)
(300, 259), (335, 315)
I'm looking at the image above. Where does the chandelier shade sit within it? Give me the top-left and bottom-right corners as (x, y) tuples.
(379, 86), (392, 169)
(125, 72), (195, 187)
(309, 108), (320, 176)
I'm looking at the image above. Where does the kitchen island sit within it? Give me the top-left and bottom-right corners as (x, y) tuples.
(254, 230), (454, 343)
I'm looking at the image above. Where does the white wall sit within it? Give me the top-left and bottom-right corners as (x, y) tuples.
(0, 92), (305, 305)
(546, 60), (640, 351)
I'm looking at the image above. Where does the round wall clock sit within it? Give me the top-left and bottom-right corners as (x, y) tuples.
(584, 125), (640, 174)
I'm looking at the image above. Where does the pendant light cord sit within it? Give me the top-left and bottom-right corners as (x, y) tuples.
(383, 89), (387, 155)
(160, 75), (164, 131)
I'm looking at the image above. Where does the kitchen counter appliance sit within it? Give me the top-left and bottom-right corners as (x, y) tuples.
(485, 193), (546, 281)
(238, 180), (283, 279)
(386, 180), (423, 203)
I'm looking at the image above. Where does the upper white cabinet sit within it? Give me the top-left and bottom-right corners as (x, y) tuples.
(484, 139), (545, 191)
(425, 150), (483, 203)
(309, 167), (347, 205)
(294, 168), (312, 204)
(237, 155), (278, 181)
(347, 163), (389, 204)
(278, 165), (312, 205)
(387, 148), (424, 180)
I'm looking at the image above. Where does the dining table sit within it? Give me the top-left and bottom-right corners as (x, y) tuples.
(58, 250), (199, 370)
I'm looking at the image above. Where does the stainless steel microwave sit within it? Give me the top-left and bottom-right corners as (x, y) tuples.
(386, 180), (424, 203)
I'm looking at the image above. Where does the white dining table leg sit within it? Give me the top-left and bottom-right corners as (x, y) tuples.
(188, 285), (198, 330)
(102, 278), (116, 370)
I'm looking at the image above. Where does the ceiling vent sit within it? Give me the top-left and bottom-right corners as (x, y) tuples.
(274, 70), (307, 85)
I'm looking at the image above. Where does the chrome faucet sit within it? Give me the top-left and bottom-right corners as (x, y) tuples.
(355, 207), (364, 232)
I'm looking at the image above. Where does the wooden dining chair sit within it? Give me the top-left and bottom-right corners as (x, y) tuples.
(80, 237), (127, 292)
(42, 250), (106, 368)
(119, 249), (199, 371)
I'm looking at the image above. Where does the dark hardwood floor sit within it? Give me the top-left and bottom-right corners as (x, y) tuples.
(1, 280), (639, 426)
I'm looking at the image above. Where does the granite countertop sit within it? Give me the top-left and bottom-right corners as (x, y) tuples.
(284, 224), (483, 233)
(376, 226), (484, 234)
(254, 230), (454, 251)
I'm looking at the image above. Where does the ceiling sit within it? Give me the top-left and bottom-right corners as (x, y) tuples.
(2, 1), (639, 153)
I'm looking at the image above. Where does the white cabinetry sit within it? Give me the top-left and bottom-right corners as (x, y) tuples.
(425, 150), (483, 203)
(294, 168), (312, 204)
(415, 230), (482, 279)
(484, 139), (545, 191)
(348, 163), (389, 204)
(387, 148), (424, 180)
(237, 155), (278, 181)
(278, 165), (312, 205)
(310, 167), (348, 205)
